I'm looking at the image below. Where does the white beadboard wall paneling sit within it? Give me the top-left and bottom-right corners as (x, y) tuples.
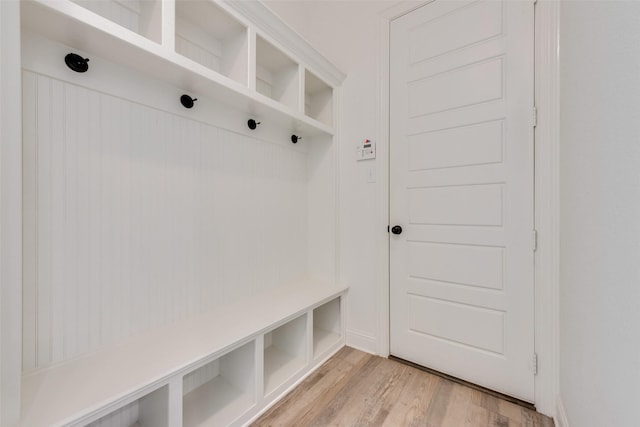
(21, 35), (319, 371)
(307, 134), (336, 281)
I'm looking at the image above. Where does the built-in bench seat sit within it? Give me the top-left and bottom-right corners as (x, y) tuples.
(20, 278), (348, 427)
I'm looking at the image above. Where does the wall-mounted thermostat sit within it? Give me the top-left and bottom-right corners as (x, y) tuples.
(356, 139), (376, 161)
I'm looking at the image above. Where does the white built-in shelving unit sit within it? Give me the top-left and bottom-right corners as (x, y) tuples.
(20, 281), (346, 426)
(20, 0), (338, 137)
(10, 0), (347, 426)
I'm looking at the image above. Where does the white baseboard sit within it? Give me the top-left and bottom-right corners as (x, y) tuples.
(555, 396), (570, 427)
(346, 329), (377, 354)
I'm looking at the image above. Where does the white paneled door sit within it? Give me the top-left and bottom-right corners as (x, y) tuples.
(389, 0), (535, 401)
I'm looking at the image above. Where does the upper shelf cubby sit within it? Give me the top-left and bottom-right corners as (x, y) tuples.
(256, 35), (300, 111)
(21, 0), (344, 138)
(175, 0), (248, 86)
(305, 69), (334, 127)
(71, 0), (162, 43)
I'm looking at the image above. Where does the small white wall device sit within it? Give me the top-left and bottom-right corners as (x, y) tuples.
(356, 139), (376, 160)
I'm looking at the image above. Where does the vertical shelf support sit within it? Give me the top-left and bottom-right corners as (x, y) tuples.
(161, 0), (176, 50)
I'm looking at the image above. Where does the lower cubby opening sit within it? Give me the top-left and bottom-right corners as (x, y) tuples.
(263, 314), (308, 396)
(182, 341), (256, 427)
(313, 297), (342, 359)
(87, 385), (169, 427)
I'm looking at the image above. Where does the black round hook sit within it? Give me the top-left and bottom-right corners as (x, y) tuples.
(247, 119), (261, 130)
(291, 134), (302, 144)
(180, 94), (197, 109)
(65, 53), (89, 73)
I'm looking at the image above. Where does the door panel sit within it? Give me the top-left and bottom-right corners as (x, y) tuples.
(390, 0), (535, 401)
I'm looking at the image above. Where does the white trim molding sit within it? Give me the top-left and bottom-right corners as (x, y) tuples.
(376, 0), (429, 359)
(534, 0), (561, 417)
(377, 0), (561, 415)
(555, 396), (571, 427)
(346, 329), (378, 355)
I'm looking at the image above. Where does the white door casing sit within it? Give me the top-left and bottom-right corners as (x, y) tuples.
(390, 0), (535, 401)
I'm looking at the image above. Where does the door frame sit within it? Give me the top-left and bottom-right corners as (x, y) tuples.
(376, 0), (560, 417)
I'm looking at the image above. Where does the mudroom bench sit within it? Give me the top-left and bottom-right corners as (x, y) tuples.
(19, 279), (347, 426)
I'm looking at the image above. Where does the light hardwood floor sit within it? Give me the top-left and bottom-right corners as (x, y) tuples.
(252, 347), (554, 427)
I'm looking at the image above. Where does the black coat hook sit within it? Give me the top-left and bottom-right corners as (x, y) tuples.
(291, 134), (302, 144)
(180, 94), (197, 109)
(65, 53), (89, 73)
(247, 119), (261, 130)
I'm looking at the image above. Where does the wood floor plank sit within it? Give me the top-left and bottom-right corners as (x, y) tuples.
(422, 377), (454, 426)
(352, 362), (409, 425)
(305, 355), (381, 426)
(307, 355), (398, 426)
(498, 399), (527, 422)
(466, 403), (490, 427)
(441, 383), (473, 427)
(488, 412), (511, 427)
(381, 367), (438, 427)
(253, 348), (371, 427)
(251, 347), (554, 427)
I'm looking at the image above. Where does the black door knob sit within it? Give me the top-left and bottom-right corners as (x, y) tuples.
(391, 225), (403, 235)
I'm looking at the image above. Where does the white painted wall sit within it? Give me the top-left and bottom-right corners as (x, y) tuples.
(559, 1), (640, 426)
(0, 0), (23, 424)
(264, 0), (401, 354)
